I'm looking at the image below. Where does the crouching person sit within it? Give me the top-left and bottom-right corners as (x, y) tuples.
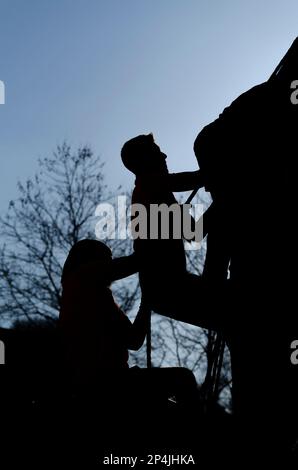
(59, 239), (198, 411)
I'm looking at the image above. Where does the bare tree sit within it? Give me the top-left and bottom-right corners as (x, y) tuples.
(0, 143), (136, 324)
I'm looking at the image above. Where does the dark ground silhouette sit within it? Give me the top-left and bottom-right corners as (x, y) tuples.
(0, 321), (232, 468)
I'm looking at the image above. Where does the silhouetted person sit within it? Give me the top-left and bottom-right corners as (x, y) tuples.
(193, 38), (298, 461)
(59, 240), (146, 386)
(59, 239), (198, 410)
(121, 133), (222, 330)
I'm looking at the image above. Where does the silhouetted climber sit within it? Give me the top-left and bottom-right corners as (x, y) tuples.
(59, 239), (198, 409)
(60, 240), (141, 387)
(193, 38), (298, 460)
(121, 133), (222, 330)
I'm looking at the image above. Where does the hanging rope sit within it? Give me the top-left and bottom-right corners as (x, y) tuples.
(206, 333), (225, 407)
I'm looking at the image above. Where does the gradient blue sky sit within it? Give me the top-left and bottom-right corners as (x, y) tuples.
(0, 0), (298, 213)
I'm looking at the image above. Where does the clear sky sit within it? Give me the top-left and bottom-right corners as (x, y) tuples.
(0, 0), (298, 213)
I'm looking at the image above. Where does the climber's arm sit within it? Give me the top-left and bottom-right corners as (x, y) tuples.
(110, 253), (139, 282)
(126, 300), (151, 351)
(168, 170), (204, 192)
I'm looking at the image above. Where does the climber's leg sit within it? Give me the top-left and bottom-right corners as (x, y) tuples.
(149, 273), (230, 332)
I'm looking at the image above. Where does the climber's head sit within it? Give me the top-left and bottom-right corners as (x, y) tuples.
(61, 239), (112, 286)
(121, 133), (168, 176)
